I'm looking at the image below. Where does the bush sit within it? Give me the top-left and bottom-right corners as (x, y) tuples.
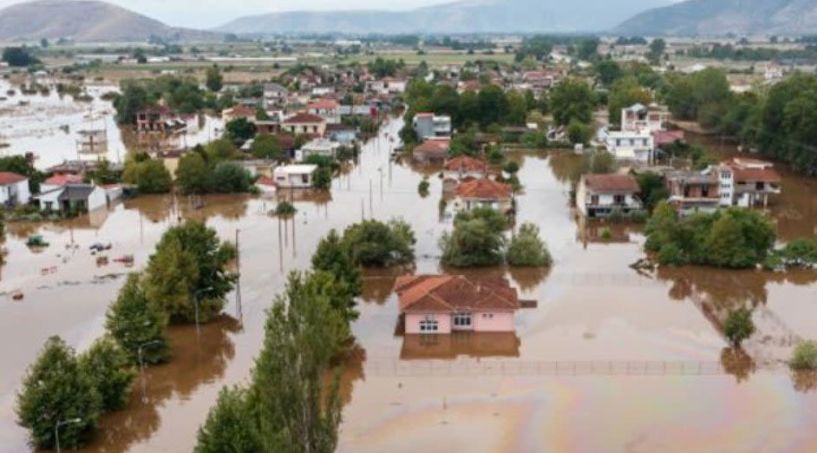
(312, 167), (333, 190)
(418, 178), (430, 197)
(78, 337), (136, 411)
(341, 219), (415, 267)
(176, 152), (212, 195)
(251, 134), (283, 160)
(790, 341), (817, 370)
(454, 206), (508, 232)
(440, 218), (505, 267)
(17, 337), (101, 449)
(123, 158), (172, 194)
(507, 223), (552, 266)
(211, 162), (252, 193)
(724, 307), (755, 347)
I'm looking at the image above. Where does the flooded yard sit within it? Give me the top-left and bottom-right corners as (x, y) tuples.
(1, 117), (816, 452)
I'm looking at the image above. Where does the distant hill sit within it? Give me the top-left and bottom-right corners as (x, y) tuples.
(615, 0), (817, 36)
(0, 0), (219, 42)
(217, 0), (670, 35)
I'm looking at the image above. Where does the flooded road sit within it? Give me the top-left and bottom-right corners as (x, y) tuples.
(0, 117), (816, 452)
(0, 78), (222, 169)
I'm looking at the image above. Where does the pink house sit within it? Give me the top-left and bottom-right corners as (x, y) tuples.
(394, 275), (521, 335)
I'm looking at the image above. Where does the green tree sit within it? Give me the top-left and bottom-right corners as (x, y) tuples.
(206, 138), (238, 162)
(106, 274), (169, 364)
(505, 90), (529, 125)
(205, 65), (224, 92)
(550, 78), (594, 126)
(250, 134), (283, 160)
(312, 167), (333, 190)
(196, 386), (262, 453)
(507, 223), (552, 266)
(2, 46), (40, 67)
(596, 59), (623, 86)
(636, 172), (669, 212)
(211, 162), (252, 193)
(440, 218), (505, 267)
(454, 206), (508, 232)
(567, 120), (593, 145)
(145, 222), (236, 323)
(576, 38), (600, 61)
(225, 118), (257, 144)
(176, 152), (212, 195)
(312, 229), (362, 299)
(123, 159), (172, 194)
(648, 38), (666, 64)
(0, 155), (45, 193)
(724, 307), (755, 347)
(16, 337), (101, 450)
(705, 210), (775, 268)
(477, 85), (509, 127)
(113, 81), (151, 125)
(341, 219), (415, 267)
(249, 272), (346, 452)
(608, 77), (652, 127)
(78, 337), (136, 411)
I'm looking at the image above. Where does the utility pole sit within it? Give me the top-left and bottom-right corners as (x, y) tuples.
(235, 229), (242, 324)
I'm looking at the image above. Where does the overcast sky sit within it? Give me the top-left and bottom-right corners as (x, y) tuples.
(0, 0), (449, 28)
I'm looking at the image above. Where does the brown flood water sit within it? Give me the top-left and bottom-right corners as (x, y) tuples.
(0, 118), (816, 452)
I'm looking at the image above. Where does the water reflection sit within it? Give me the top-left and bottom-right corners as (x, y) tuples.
(400, 332), (521, 360)
(79, 315), (240, 453)
(720, 347), (755, 383)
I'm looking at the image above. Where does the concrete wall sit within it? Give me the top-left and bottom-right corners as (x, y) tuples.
(472, 311), (515, 332)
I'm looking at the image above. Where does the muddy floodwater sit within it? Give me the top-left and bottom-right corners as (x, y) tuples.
(1, 116), (817, 452)
(0, 78), (222, 169)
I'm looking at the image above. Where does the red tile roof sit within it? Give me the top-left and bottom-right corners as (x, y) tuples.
(255, 176), (276, 187)
(733, 168), (781, 183)
(0, 171), (27, 185)
(582, 174), (640, 194)
(44, 174), (83, 186)
(444, 156), (488, 173)
(283, 113), (326, 124)
(653, 130), (685, 146)
(454, 178), (512, 200)
(307, 99), (339, 110)
(225, 105), (257, 118)
(394, 274), (520, 313)
(413, 139), (450, 156)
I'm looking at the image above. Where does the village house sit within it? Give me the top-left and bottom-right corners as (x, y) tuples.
(621, 103), (668, 133)
(254, 176), (277, 194)
(443, 155), (488, 181)
(412, 138), (450, 164)
(326, 123), (358, 145)
(281, 113), (327, 137)
(222, 105), (257, 123)
(306, 99), (341, 124)
(451, 178), (513, 214)
(263, 83), (289, 109)
(366, 77), (407, 95)
(576, 174), (643, 218)
(0, 172), (31, 207)
(237, 159), (277, 179)
(394, 274), (522, 335)
(603, 129), (655, 164)
(273, 164), (319, 189)
(716, 157), (781, 207)
(40, 173), (84, 192)
(33, 184), (107, 213)
(136, 107), (186, 134)
(298, 138), (340, 161)
(666, 170), (720, 216)
(412, 113), (452, 140)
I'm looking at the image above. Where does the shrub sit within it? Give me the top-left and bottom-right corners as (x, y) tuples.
(440, 218), (505, 267)
(418, 178), (430, 197)
(341, 219), (415, 267)
(507, 223), (552, 266)
(790, 341), (817, 370)
(724, 307), (755, 347)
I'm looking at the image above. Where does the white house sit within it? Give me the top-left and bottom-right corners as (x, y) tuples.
(715, 157), (781, 208)
(34, 184), (107, 213)
(273, 164), (319, 189)
(621, 103), (667, 133)
(576, 174), (643, 218)
(412, 113), (452, 140)
(263, 83), (289, 109)
(298, 138), (340, 161)
(0, 172), (31, 206)
(602, 129), (655, 164)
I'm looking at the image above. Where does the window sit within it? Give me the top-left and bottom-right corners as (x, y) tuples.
(590, 195), (599, 205)
(720, 171), (731, 179)
(301, 174), (309, 184)
(419, 319), (439, 332)
(453, 313), (472, 328)
(613, 194), (625, 204)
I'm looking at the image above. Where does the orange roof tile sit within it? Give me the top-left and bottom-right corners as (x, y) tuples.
(394, 274), (520, 313)
(454, 178), (512, 200)
(582, 174), (640, 193)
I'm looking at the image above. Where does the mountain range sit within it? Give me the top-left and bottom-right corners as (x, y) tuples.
(2, 0), (817, 42)
(216, 0), (669, 35)
(615, 0), (817, 36)
(0, 0), (218, 42)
